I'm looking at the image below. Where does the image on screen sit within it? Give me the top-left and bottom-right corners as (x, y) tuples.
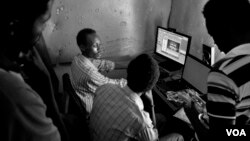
(156, 27), (190, 65)
(182, 55), (211, 94)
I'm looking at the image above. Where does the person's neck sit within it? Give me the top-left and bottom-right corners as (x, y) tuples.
(81, 52), (92, 59)
(127, 84), (143, 96)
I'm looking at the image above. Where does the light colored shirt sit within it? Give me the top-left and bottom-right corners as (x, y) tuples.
(89, 84), (158, 141)
(70, 54), (126, 113)
(207, 43), (250, 126)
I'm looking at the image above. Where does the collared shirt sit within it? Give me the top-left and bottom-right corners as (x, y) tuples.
(207, 43), (250, 126)
(89, 84), (158, 141)
(70, 54), (125, 113)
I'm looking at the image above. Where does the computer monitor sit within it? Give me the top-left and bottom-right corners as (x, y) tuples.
(155, 27), (191, 67)
(182, 54), (212, 95)
(202, 44), (215, 66)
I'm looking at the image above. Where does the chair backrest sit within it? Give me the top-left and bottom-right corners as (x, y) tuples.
(62, 73), (86, 116)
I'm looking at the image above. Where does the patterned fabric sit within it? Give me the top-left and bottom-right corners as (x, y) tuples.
(70, 54), (126, 114)
(90, 58), (115, 72)
(89, 84), (158, 141)
(207, 43), (250, 126)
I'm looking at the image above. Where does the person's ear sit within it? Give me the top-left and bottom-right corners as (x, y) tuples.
(79, 45), (85, 52)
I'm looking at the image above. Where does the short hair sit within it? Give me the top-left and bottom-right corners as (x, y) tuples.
(127, 54), (160, 93)
(203, 0), (250, 36)
(76, 28), (96, 47)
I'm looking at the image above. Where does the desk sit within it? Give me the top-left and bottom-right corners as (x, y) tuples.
(153, 76), (192, 125)
(152, 66), (184, 115)
(153, 66), (206, 125)
(152, 75), (194, 140)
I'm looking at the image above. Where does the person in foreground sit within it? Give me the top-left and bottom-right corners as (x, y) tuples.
(89, 54), (184, 141)
(70, 28), (127, 116)
(0, 0), (60, 140)
(182, 0), (250, 140)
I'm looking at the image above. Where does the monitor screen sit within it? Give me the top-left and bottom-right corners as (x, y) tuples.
(155, 27), (190, 65)
(182, 55), (211, 94)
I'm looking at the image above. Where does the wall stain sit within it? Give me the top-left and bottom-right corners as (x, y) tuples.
(120, 21), (127, 26)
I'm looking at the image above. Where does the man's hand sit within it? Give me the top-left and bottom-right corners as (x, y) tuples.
(177, 91), (205, 114)
(177, 92), (192, 108)
(119, 78), (127, 87)
(107, 61), (115, 71)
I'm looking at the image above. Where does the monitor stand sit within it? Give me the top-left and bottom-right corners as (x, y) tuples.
(159, 59), (182, 73)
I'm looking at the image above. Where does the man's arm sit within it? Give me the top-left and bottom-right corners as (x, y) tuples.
(179, 92), (209, 141)
(137, 111), (159, 141)
(207, 71), (237, 128)
(184, 101), (209, 141)
(142, 90), (157, 127)
(90, 68), (127, 89)
(91, 59), (115, 72)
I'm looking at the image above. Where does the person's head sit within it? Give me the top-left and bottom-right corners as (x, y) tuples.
(3, 0), (54, 61)
(76, 28), (102, 59)
(127, 54), (160, 94)
(203, 0), (250, 53)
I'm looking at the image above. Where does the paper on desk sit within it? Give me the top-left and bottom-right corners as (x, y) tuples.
(173, 107), (191, 124)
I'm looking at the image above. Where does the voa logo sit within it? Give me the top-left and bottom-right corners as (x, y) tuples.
(226, 129), (246, 136)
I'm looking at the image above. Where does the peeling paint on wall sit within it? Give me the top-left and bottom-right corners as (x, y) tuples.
(43, 0), (172, 65)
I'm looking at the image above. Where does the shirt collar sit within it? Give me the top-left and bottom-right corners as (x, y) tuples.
(225, 43), (250, 58)
(124, 86), (144, 110)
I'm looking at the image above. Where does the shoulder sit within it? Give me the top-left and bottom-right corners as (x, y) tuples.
(71, 55), (93, 71)
(96, 84), (120, 95)
(211, 55), (250, 87)
(73, 54), (86, 62)
(0, 70), (43, 107)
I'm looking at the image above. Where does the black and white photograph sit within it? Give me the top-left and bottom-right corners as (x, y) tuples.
(1, 0), (250, 141)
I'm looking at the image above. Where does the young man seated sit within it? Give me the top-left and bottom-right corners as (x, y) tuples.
(89, 54), (184, 141)
(70, 28), (127, 116)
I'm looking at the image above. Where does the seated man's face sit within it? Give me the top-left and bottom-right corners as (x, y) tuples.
(86, 35), (102, 59)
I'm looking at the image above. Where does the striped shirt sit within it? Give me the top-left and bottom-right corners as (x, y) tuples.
(89, 84), (158, 141)
(207, 43), (250, 126)
(70, 54), (126, 114)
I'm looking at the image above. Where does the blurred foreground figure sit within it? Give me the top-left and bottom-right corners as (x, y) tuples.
(184, 0), (250, 140)
(0, 0), (61, 141)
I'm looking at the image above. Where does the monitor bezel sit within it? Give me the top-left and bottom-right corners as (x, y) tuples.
(181, 53), (213, 95)
(154, 26), (192, 65)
